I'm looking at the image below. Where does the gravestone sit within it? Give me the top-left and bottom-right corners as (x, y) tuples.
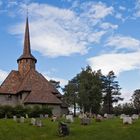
(58, 122), (69, 136)
(25, 114), (29, 119)
(36, 119), (43, 127)
(120, 114), (126, 119)
(104, 113), (108, 118)
(20, 116), (25, 123)
(81, 117), (91, 125)
(31, 118), (36, 125)
(132, 114), (139, 120)
(45, 114), (48, 118)
(66, 115), (74, 123)
(95, 114), (103, 122)
(123, 117), (132, 124)
(79, 113), (87, 119)
(4, 114), (7, 119)
(13, 116), (17, 121)
(40, 114), (44, 118)
(51, 116), (57, 122)
(104, 114), (114, 119)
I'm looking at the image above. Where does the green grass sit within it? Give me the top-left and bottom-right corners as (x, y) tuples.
(0, 118), (140, 140)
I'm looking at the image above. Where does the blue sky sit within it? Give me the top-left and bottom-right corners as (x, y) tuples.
(0, 0), (140, 102)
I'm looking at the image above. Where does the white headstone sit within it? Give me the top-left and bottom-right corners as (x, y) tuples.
(66, 115), (74, 123)
(120, 114), (126, 119)
(96, 114), (103, 122)
(40, 114), (44, 118)
(25, 114), (29, 119)
(13, 116), (17, 121)
(132, 114), (139, 120)
(104, 113), (108, 118)
(79, 113), (87, 119)
(31, 118), (36, 125)
(36, 120), (42, 127)
(20, 116), (25, 123)
(52, 116), (57, 122)
(45, 114), (48, 118)
(123, 117), (132, 124)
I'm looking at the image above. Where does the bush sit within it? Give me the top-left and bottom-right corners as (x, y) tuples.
(29, 105), (41, 117)
(0, 106), (5, 118)
(2, 105), (14, 118)
(40, 105), (52, 117)
(0, 105), (52, 118)
(28, 105), (52, 117)
(13, 105), (26, 117)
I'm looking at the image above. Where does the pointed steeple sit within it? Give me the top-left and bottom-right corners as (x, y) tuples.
(23, 17), (31, 56)
(17, 17), (37, 63)
(17, 16), (37, 77)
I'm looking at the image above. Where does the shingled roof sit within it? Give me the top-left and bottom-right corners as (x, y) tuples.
(20, 69), (62, 104)
(0, 69), (62, 104)
(0, 70), (21, 94)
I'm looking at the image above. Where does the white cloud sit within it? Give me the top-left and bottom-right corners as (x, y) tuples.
(105, 35), (140, 51)
(134, 0), (140, 17)
(115, 13), (123, 20)
(7, 0), (18, 8)
(0, 69), (8, 84)
(87, 52), (140, 75)
(80, 2), (113, 20)
(120, 89), (133, 103)
(43, 74), (68, 87)
(100, 22), (118, 30)
(119, 6), (126, 11)
(9, 2), (114, 57)
(88, 31), (106, 43)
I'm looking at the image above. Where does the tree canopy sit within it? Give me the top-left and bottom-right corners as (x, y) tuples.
(63, 66), (123, 114)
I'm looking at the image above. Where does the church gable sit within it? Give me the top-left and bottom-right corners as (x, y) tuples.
(18, 69), (62, 104)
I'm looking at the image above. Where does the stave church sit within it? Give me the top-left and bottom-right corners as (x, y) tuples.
(0, 17), (68, 116)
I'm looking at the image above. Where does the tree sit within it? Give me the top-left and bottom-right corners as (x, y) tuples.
(63, 66), (103, 115)
(77, 66), (103, 113)
(102, 71), (123, 114)
(63, 77), (78, 117)
(132, 89), (140, 113)
(122, 103), (135, 115)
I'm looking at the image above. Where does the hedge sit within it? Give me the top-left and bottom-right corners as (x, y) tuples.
(0, 105), (52, 118)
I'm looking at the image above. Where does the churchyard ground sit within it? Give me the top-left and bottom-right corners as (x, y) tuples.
(0, 117), (140, 140)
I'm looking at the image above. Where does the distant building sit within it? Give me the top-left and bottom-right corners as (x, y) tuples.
(0, 17), (68, 116)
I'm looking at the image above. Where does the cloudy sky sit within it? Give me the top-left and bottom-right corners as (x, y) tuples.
(0, 0), (140, 102)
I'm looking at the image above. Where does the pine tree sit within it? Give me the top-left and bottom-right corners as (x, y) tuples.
(132, 89), (140, 113)
(102, 71), (123, 114)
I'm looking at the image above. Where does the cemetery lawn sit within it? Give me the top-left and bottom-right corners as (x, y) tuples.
(0, 118), (140, 140)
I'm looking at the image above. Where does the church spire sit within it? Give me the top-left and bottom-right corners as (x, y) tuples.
(17, 16), (37, 76)
(17, 16), (37, 63)
(23, 16), (31, 56)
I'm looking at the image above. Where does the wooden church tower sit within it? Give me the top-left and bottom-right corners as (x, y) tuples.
(0, 17), (68, 116)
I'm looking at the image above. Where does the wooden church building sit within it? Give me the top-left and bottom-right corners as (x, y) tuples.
(0, 17), (68, 116)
